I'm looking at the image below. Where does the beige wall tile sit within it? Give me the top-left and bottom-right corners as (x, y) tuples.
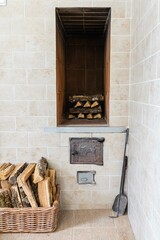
(0, 52), (12, 68)
(0, 86), (14, 100)
(29, 101), (56, 116)
(25, 18), (45, 35)
(10, 0), (25, 18)
(0, 132), (28, 147)
(16, 117), (48, 131)
(28, 132), (60, 147)
(0, 148), (16, 162)
(112, 19), (130, 35)
(17, 147), (47, 163)
(112, 36), (130, 52)
(15, 85), (46, 100)
(111, 85), (129, 100)
(25, 0), (46, 18)
(111, 69), (129, 84)
(110, 101), (128, 116)
(0, 101), (28, 116)
(47, 85), (56, 100)
(0, 117), (15, 131)
(111, 53), (130, 68)
(0, 18), (11, 34)
(27, 69), (55, 84)
(0, 69), (26, 84)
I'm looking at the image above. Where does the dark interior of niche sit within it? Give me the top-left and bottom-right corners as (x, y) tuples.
(56, 8), (111, 126)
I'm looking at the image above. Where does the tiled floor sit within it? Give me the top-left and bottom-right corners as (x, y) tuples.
(0, 210), (135, 240)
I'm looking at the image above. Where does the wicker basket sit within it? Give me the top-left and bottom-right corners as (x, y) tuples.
(0, 185), (60, 233)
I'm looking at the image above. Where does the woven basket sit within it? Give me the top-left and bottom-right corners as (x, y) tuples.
(0, 185), (60, 233)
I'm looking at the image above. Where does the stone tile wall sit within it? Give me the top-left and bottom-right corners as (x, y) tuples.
(129, 0), (160, 239)
(0, 0), (130, 209)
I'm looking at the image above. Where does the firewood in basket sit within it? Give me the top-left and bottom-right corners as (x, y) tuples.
(17, 163), (36, 184)
(68, 114), (75, 119)
(17, 163), (38, 207)
(10, 185), (23, 208)
(33, 157), (48, 184)
(0, 189), (12, 208)
(69, 105), (102, 114)
(78, 113), (85, 119)
(1, 180), (12, 197)
(9, 162), (28, 185)
(0, 163), (11, 171)
(29, 174), (39, 206)
(87, 113), (93, 119)
(0, 164), (15, 180)
(94, 113), (102, 119)
(46, 169), (56, 200)
(91, 101), (99, 108)
(19, 186), (31, 207)
(74, 101), (83, 108)
(84, 101), (91, 108)
(38, 177), (53, 207)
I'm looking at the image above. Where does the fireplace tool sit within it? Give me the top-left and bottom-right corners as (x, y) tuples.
(110, 128), (129, 218)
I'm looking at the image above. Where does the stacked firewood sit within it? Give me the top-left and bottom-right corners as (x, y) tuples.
(0, 158), (56, 208)
(68, 94), (104, 120)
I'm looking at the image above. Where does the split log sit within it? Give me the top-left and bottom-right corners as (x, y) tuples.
(68, 114), (76, 119)
(46, 169), (56, 200)
(38, 177), (53, 207)
(9, 163), (27, 185)
(0, 189), (12, 208)
(69, 94), (104, 102)
(19, 186), (31, 207)
(84, 101), (91, 108)
(1, 180), (11, 190)
(18, 163), (36, 184)
(69, 106), (102, 114)
(33, 157), (48, 184)
(29, 174), (39, 206)
(0, 164), (15, 180)
(87, 113), (93, 119)
(78, 113), (85, 119)
(0, 163), (11, 171)
(10, 185), (23, 208)
(91, 101), (99, 108)
(74, 101), (83, 108)
(94, 113), (102, 119)
(17, 163), (37, 207)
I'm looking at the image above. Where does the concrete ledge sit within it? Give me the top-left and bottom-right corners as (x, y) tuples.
(44, 126), (127, 133)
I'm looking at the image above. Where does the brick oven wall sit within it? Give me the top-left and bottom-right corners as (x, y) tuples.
(0, 0), (130, 209)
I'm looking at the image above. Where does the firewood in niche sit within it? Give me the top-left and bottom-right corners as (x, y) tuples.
(87, 113), (93, 119)
(33, 157), (48, 184)
(74, 101), (83, 108)
(0, 164), (15, 180)
(91, 101), (99, 108)
(10, 185), (23, 208)
(9, 162), (28, 185)
(68, 114), (76, 119)
(18, 163), (36, 184)
(84, 101), (91, 108)
(0, 189), (12, 208)
(70, 106), (102, 114)
(94, 113), (102, 119)
(78, 113), (85, 119)
(38, 177), (53, 207)
(69, 94), (104, 102)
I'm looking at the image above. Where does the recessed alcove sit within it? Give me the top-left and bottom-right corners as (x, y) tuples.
(56, 8), (111, 126)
